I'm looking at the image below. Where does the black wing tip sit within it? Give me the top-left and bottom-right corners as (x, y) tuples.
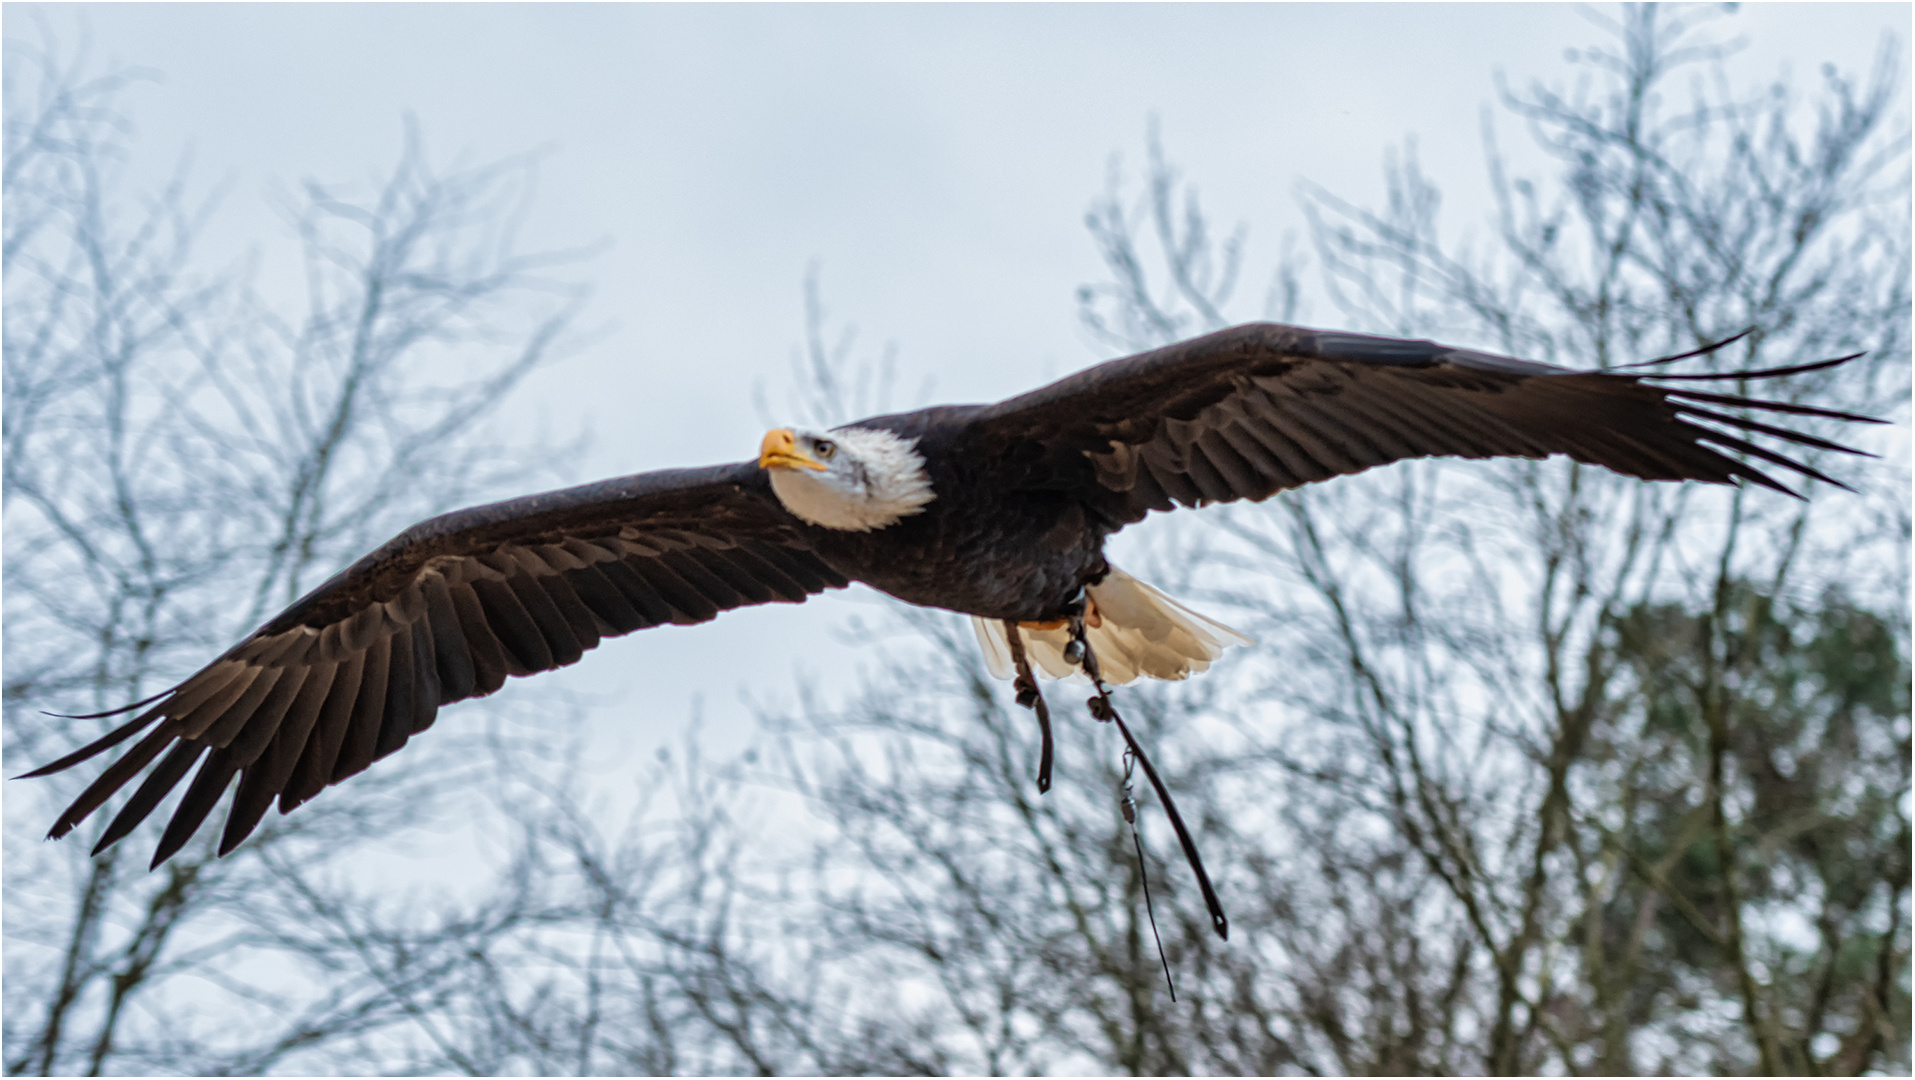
(22, 704), (175, 779)
(20, 752), (95, 781)
(1613, 328), (1760, 370)
(1640, 350), (1870, 383)
(1691, 428), (1855, 495)
(149, 839), (184, 871)
(1739, 471), (1804, 499)
(42, 684), (177, 722)
(1664, 387), (1887, 426)
(1675, 402), (1879, 462)
(1747, 473), (1859, 499)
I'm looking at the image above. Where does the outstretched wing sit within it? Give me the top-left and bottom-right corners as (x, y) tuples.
(967, 323), (1876, 525)
(27, 462), (847, 868)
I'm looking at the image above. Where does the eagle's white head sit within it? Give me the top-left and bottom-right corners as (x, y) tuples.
(757, 426), (936, 531)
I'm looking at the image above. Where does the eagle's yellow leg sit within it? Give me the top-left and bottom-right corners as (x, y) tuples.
(1020, 598), (1102, 632)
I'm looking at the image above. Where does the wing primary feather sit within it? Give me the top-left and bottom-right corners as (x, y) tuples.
(1641, 427), (1758, 483)
(91, 740), (205, 856)
(1576, 419), (1706, 480)
(191, 667), (288, 746)
(151, 747), (242, 868)
(1179, 441), (1244, 502)
(1264, 404), (1372, 473)
(171, 668), (263, 742)
(693, 548), (780, 605)
(420, 574), (478, 701)
(220, 761), (279, 857)
(716, 545), (810, 602)
(282, 649), (365, 812)
(330, 633), (393, 782)
(1595, 423), (1778, 488)
(20, 703), (171, 779)
(562, 563), (650, 632)
(502, 569), (584, 666)
(1143, 453), (1206, 507)
(1199, 428), (1279, 492)
(1239, 400), (1337, 482)
(533, 571), (604, 653)
(1598, 428), (1736, 484)
(1673, 403), (1873, 456)
(1661, 388), (1885, 424)
(1212, 423), (1298, 489)
(373, 625), (419, 759)
(631, 557), (722, 623)
(1687, 424), (1849, 492)
(222, 662), (338, 853)
(47, 722), (184, 838)
(222, 665), (312, 765)
(1347, 382), (1515, 458)
(447, 581), (510, 694)
(743, 543), (844, 592)
(1552, 432), (1659, 480)
(135, 663), (254, 727)
(470, 576), (553, 672)
(1720, 460), (1796, 496)
(405, 621), (441, 737)
(596, 557), (678, 625)
(1636, 351), (1864, 381)
(1306, 397), (1418, 461)
(42, 684), (177, 722)
(1608, 329), (1758, 369)
(660, 549), (749, 608)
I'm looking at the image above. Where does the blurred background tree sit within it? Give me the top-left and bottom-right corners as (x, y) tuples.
(2, 23), (594, 1074)
(6, 4), (1906, 1075)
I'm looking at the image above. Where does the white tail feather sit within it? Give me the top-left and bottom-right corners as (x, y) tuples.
(970, 567), (1253, 685)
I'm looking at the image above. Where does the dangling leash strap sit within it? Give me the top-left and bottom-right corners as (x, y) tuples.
(1001, 619), (1054, 793)
(1001, 615), (1230, 953)
(1122, 745), (1179, 998)
(1072, 614), (1230, 942)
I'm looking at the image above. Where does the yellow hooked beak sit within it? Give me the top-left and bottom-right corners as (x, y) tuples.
(758, 428), (826, 472)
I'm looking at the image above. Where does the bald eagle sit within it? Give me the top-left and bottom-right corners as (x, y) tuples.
(29, 322), (1874, 869)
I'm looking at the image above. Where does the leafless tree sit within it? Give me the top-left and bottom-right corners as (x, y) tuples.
(1259, 6), (1909, 1072)
(9, 6), (1903, 1077)
(3, 23), (593, 1074)
(244, 8), (1904, 1076)
(557, 6), (1902, 1075)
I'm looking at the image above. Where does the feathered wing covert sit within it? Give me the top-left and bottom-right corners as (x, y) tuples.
(29, 322), (1877, 868)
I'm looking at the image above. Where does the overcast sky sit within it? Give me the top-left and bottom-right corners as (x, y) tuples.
(10, 2), (1906, 778)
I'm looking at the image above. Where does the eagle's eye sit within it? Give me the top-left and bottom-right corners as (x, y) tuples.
(814, 439), (837, 460)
